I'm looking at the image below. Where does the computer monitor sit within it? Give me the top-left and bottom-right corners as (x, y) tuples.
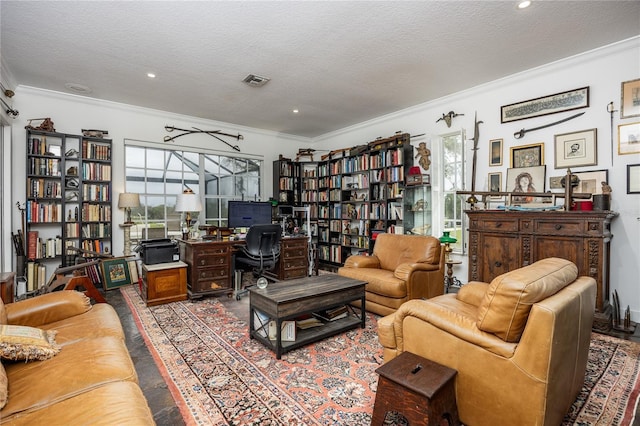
(227, 201), (273, 229)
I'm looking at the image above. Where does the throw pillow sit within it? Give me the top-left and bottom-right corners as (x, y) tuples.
(0, 325), (60, 362)
(0, 362), (7, 409)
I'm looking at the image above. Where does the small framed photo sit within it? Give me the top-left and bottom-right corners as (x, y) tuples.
(506, 165), (546, 203)
(628, 164), (640, 194)
(618, 122), (640, 155)
(489, 138), (503, 166)
(554, 128), (597, 168)
(573, 169), (609, 200)
(621, 78), (640, 119)
(488, 172), (502, 198)
(101, 257), (133, 290)
(510, 143), (544, 168)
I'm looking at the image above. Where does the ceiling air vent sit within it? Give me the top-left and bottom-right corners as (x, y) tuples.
(242, 74), (270, 87)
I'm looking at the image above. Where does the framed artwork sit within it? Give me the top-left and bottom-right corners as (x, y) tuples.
(510, 142), (544, 168)
(488, 172), (502, 198)
(554, 128), (597, 168)
(501, 87), (589, 123)
(573, 169), (609, 200)
(618, 122), (640, 155)
(549, 175), (564, 190)
(628, 164), (640, 194)
(506, 165), (546, 203)
(621, 78), (640, 119)
(101, 257), (133, 290)
(489, 138), (503, 166)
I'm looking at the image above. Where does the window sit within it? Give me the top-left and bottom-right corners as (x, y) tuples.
(441, 131), (466, 253)
(125, 142), (263, 240)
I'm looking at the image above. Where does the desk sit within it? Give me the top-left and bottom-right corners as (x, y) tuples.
(179, 237), (308, 300)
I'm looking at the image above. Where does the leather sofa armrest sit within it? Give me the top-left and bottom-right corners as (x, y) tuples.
(5, 290), (92, 327)
(393, 262), (438, 280)
(343, 254), (380, 269)
(456, 281), (489, 306)
(393, 299), (517, 358)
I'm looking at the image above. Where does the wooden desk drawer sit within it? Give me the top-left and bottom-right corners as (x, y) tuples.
(282, 267), (308, 280)
(197, 267), (228, 280)
(475, 218), (518, 232)
(195, 254), (227, 267)
(282, 247), (307, 259)
(534, 220), (583, 235)
(283, 258), (307, 270)
(282, 239), (307, 249)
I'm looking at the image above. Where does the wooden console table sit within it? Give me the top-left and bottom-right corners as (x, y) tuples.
(466, 209), (617, 331)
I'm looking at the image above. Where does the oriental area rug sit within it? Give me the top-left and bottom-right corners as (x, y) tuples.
(121, 286), (640, 425)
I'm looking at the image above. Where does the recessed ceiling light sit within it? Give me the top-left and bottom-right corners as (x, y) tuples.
(518, 1), (531, 9)
(292, 109), (299, 114)
(147, 73), (156, 78)
(64, 83), (92, 94)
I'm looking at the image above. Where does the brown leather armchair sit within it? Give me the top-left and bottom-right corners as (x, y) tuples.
(338, 233), (444, 316)
(377, 257), (596, 426)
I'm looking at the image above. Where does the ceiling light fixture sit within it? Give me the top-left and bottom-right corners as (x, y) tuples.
(518, 1), (531, 9)
(147, 72), (156, 78)
(292, 109), (299, 114)
(64, 83), (92, 94)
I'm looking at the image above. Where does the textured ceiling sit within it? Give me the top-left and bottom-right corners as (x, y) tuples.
(1, 1), (639, 138)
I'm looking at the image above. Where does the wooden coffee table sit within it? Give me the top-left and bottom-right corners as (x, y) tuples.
(248, 274), (367, 359)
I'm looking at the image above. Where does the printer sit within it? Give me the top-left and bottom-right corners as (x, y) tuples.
(135, 238), (180, 265)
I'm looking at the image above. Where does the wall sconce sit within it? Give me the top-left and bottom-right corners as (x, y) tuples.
(118, 193), (140, 224)
(175, 188), (203, 239)
(439, 231), (457, 263)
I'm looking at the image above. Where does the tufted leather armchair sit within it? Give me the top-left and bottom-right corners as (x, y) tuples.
(338, 233), (445, 316)
(377, 257), (596, 426)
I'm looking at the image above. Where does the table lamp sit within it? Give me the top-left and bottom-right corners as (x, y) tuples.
(118, 192), (140, 224)
(439, 231), (457, 263)
(175, 188), (203, 239)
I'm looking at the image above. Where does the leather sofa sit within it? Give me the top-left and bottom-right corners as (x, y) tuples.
(338, 233), (445, 316)
(377, 257), (596, 426)
(0, 291), (154, 425)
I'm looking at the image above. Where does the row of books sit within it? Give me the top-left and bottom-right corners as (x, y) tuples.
(28, 157), (61, 176)
(253, 306), (350, 342)
(26, 231), (64, 260)
(81, 163), (111, 181)
(26, 201), (63, 223)
(82, 140), (111, 161)
(26, 261), (47, 292)
(28, 178), (62, 198)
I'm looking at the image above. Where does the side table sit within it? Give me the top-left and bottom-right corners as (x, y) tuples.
(141, 261), (187, 306)
(0, 272), (15, 304)
(444, 260), (462, 292)
(372, 351), (459, 425)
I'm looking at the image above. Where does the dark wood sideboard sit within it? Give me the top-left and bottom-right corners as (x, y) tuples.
(179, 237), (309, 299)
(466, 210), (618, 331)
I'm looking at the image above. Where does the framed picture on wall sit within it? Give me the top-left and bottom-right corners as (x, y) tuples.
(510, 143), (544, 168)
(506, 165), (546, 203)
(489, 138), (503, 166)
(501, 87), (589, 123)
(618, 122), (640, 155)
(573, 169), (609, 200)
(488, 172), (502, 198)
(628, 164), (640, 194)
(621, 78), (640, 119)
(554, 128), (597, 168)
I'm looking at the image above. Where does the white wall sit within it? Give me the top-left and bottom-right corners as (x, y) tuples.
(313, 37), (640, 320)
(9, 87), (310, 267)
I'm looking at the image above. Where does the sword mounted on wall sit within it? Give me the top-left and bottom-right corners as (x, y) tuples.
(164, 125), (243, 152)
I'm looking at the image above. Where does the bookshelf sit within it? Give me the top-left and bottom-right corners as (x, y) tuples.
(25, 129), (112, 294)
(275, 132), (417, 269)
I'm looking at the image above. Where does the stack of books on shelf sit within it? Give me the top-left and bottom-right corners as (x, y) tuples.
(312, 305), (348, 322)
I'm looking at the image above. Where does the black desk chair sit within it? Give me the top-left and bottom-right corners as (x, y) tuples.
(234, 224), (282, 300)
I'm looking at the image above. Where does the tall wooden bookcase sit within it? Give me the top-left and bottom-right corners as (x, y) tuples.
(274, 132), (416, 269)
(25, 129), (112, 293)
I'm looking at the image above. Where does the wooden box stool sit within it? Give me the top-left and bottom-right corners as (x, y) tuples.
(372, 351), (459, 426)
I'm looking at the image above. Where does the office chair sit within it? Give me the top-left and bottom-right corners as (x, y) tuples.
(234, 224), (282, 300)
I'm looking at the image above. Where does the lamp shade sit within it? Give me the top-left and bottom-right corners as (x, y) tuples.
(439, 231), (457, 244)
(118, 192), (140, 209)
(175, 189), (202, 212)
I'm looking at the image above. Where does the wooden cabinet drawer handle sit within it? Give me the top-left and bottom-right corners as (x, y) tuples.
(495, 261), (502, 267)
(200, 259), (206, 265)
(496, 223), (502, 228)
(555, 224), (562, 230)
